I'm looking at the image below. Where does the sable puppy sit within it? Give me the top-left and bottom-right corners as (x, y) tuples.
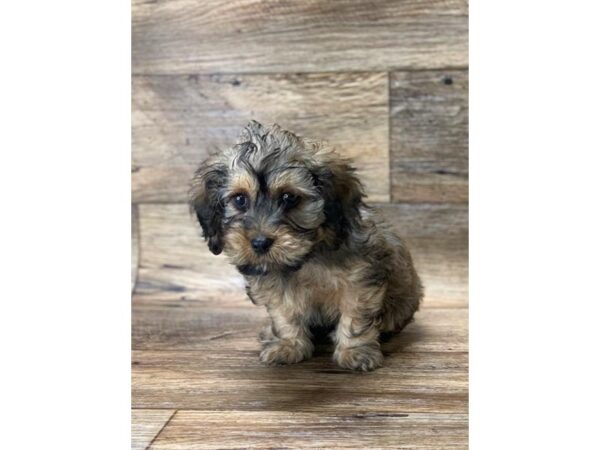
(190, 121), (423, 371)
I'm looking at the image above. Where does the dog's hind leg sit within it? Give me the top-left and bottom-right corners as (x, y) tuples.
(332, 287), (385, 372)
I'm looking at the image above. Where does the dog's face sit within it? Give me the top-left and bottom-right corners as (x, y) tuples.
(190, 121), (364, 274)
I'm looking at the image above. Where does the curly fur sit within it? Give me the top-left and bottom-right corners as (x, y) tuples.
(190, 121), (423, 371)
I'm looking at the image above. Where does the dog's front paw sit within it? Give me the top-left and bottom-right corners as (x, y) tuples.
(258, 324), (276, 344)
(334, 344), (384, 372)
(259, 339), (312, 366)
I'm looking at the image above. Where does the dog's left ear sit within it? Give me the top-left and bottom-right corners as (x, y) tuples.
(310, 151), (365, 244)
(189, 159), (228, 255)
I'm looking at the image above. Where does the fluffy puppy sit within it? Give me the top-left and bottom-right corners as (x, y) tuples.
(190, 121), (423, 371)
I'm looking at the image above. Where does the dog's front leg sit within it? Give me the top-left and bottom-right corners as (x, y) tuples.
(259, 303), (314, 366)
(333, 291), (384, 371)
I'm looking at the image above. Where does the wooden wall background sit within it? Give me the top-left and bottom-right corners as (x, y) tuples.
(132, 1), (467, 448)
(132, 0), (468, 206)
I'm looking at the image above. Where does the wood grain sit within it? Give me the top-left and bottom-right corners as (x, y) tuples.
(135, 203), (467, 307)
(133, 350), (467, 413)
(379, 203), (468, 307)
(132, 1), (469, 446)
(150, 410), (468, 449)
(132, 0), (468, 75)
(132, 202), (468, 447)
(134, 203), (242, 303)
(132, 205), (140, 292)
(133, 72), (389, 203)
(132, 297), (467, 353)
(132, 409), (175, 450)
(390, 70), (468, 203)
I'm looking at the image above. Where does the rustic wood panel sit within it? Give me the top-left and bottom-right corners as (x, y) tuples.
(150, 410), (468, 449)
(391, 70), (468, 203)
(135, 203), (467, 307)
(132, 0), (468, 75)
(133, 350), (467, 413)
(132, 205), (140, 292)
(132, 296), (263, 352)
(132, 409), (175, 450)
(380, 203), (468, 306)
(132, 297), (467, 352)
(133, 72), (389, 203)
(135, 203), (242, 303)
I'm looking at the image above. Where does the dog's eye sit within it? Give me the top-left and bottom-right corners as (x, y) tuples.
(280, 192), (300, 209)
(233, 194), (249, 211)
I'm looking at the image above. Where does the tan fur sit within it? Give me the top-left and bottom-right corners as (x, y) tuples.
(228, 172), (259, 202)
(190, 121), (423, 371)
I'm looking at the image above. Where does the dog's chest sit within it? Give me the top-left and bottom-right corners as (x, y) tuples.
(285, 262), (352, 307)
(249, 262), (359, 321)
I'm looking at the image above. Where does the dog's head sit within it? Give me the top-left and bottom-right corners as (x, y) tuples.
(190, 121), (364, 275)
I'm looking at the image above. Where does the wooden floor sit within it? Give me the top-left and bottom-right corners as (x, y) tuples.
(131, 203), (468, 449)
(132, 1), (468, 447)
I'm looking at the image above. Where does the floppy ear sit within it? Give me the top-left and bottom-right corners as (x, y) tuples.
(310, 151), (365, 246)
(189, 160), (228, 255)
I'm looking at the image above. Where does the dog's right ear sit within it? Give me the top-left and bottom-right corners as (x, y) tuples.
(189, 159), (228, 255)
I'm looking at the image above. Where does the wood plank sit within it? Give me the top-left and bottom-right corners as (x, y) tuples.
(132, 409), (175, 450)
(132, 297), (467, 352)
(133, 350), (467, 413)
(132, 204), (140, 292)
(133, 72), (389, 203)
(132, 296), (265, 352)
(134, 203), (242, 302)
(135, 203), (467, 307)
(390, 70), (468, 203)
(150, 410), (468, 449)
(133, 0), (468, 74)
(379, 203), (468, 307)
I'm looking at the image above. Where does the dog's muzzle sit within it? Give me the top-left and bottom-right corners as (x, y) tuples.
(251, 235), (274, 254)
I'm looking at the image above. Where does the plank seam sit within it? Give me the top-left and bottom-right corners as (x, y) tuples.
(131, 66), (469, 78)
(133, 349), (468, 354)
(132, 350), (469, 356)
(136, 409), (468, 414)
(131, 201), (468, 207)
(387, 71), (393, 203)
(132, 204), (141, 294)
(146, 409), (177, 450)
(132, 302), (468, 311)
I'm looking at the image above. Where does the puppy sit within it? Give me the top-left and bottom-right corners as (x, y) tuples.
(190, 121), (423, 371)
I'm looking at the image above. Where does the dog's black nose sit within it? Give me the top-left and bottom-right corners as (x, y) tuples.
(251, 235), (274, 254)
